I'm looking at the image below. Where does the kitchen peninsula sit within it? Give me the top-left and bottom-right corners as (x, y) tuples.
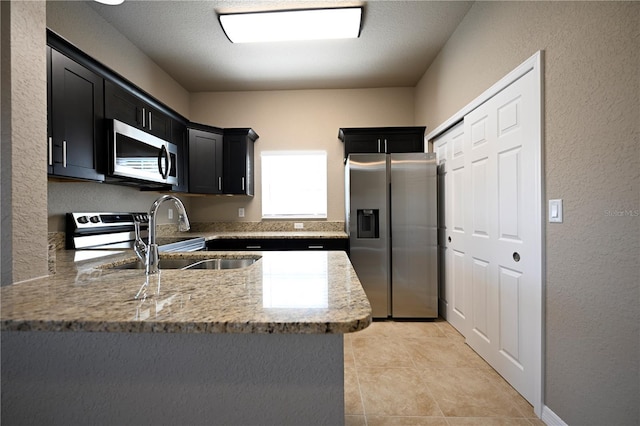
(1, 249), (371, 425)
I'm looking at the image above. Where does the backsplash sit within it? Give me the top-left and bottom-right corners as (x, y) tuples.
(157, 221), (345, 236)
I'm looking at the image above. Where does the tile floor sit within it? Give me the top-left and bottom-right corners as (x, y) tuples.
(344, 319), (545, 426)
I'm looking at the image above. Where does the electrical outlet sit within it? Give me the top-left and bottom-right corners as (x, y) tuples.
(168, 208), (173, 220)
(238, 208), (245, 218)
(294, 222), (304, 229)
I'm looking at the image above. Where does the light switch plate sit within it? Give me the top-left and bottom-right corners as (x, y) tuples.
(294, 222), (304, 229)
(549, 199), (563, 223)
(238, 208), (245, 218)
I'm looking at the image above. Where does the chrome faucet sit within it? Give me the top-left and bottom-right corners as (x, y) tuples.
(135, 195), (191, 275)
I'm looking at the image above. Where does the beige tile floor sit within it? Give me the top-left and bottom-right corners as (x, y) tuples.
(344, 319), (546, 426)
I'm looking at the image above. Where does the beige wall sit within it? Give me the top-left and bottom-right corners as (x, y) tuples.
(189, 88), (415, 222)
(414, 2), (639, 425)
(1, 1), (48, 284)
(46, 1), (189, 118)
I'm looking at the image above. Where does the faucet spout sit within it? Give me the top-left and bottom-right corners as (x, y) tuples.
(146, 195), (190, 275)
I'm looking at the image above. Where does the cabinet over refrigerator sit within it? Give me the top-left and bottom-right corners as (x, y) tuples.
(345, 153), (438, 319)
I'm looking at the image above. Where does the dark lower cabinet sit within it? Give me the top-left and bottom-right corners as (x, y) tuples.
(188, 126), (223, 194)
(339, 127), (426, 161)
(48, 47), (105, 181)
(206, 238), (348, 252)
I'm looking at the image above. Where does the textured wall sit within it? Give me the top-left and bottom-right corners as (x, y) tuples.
(2, 331), (344, 425)
(414, 2), (639, 425)
(189, 88), (415, 222)
(1, 1), (48, 285)
(46, 1), (189, 118)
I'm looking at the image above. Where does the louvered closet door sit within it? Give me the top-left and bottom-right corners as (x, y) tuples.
(463, 69), (540, 404)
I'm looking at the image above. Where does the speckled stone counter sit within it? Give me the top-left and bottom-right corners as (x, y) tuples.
(2, 249), (370, 425)
(1, 249), (370, 334)
(197, 230), (348, 239)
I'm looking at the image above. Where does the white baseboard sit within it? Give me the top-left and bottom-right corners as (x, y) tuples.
(541, 405), (568, 426)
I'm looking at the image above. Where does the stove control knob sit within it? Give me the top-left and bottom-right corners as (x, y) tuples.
(77, 215), (89, 224)
(89, 215), (101, 224)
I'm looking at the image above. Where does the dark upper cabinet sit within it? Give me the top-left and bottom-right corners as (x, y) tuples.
(223, 128), (259, 196)
(188, 126), (223, 194)
(104, 80), (172, 141)
(338, 127), (426, 160)
(48, 47), (105, 181)
(171, 119), (189, 193)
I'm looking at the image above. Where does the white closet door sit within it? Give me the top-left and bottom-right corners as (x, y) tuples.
(433, 123), (467, 334)
(462, 69), (541, 404)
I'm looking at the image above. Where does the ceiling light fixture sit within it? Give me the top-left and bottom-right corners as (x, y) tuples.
(219, 7), (362, 44)
(94, 0), (125, 5)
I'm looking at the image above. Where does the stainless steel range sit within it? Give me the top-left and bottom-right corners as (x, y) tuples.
(66, 212), (205, 253)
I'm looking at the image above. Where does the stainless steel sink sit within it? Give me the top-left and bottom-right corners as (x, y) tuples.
(186, 258), (256, 270)
(107, 257), (258, 270)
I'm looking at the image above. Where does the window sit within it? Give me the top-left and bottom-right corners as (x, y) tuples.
(261, 151), (327, 219)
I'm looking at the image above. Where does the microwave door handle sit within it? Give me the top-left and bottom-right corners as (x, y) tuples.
(157, 145), (170, 179)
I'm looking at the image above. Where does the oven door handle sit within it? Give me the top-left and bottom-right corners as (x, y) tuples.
(157, 145), (171, 180)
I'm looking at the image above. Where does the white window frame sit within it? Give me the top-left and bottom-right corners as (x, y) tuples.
(261, 151), (327, 219)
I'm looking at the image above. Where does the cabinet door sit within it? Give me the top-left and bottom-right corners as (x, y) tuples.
(145, 106), (171, 140)
(206, 238), (348, 251)
(105, 80), (143, 128)
(188, 128), (223, 194)
(223, 134), (248, 195)
(223, 130), (256, 196)
(384, 131), (424, 153)
(343, 133), (381, 158)
(105, 81), (171, 140)
(49, 49), (105, 181)
(47, 46), (53, 175)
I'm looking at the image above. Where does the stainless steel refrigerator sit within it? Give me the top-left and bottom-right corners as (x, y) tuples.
(345, 153), (437, 319)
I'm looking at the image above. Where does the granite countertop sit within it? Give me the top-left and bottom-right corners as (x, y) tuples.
(193, 230), (348, 240)
(170, 221), (348, 241)
(1, 250), (371, 335)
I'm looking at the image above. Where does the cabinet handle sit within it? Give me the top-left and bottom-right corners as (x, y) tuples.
(246, 245), (261, 249)
(241, 177), (245, 191)
(218, 176), (222, 191)
(48, 137), (53, 166)
(148, 111), (152, 131)
(142, 108), (146, 128)
(62, 140), (67, 168)
(377, 138), (381, 153)
(384, 139), (388, 153)
(308, 245), (324, 249)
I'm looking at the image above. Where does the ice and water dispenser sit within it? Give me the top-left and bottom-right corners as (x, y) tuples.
(357, 209), (379, 239)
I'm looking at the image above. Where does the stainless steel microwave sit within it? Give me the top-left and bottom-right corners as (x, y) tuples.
(108, 119), (178, 186)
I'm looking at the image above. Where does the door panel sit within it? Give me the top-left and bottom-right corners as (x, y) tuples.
(391, 153), (438, 318)
(471, 257), (490, 342)
(433, 122), (466, 331)
(347, 154), (390, 318)
(460, 69), (540, 404)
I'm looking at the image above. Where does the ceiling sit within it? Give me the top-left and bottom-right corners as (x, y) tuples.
(87, 1), (473, 92)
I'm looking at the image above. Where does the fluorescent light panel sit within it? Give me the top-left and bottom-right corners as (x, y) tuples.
(94, 0), (124, 5)
(219, 7), (362, 43)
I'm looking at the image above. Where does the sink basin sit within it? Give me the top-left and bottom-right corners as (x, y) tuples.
(107, 257), (258, 270)
(185, 258), (256, 270)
